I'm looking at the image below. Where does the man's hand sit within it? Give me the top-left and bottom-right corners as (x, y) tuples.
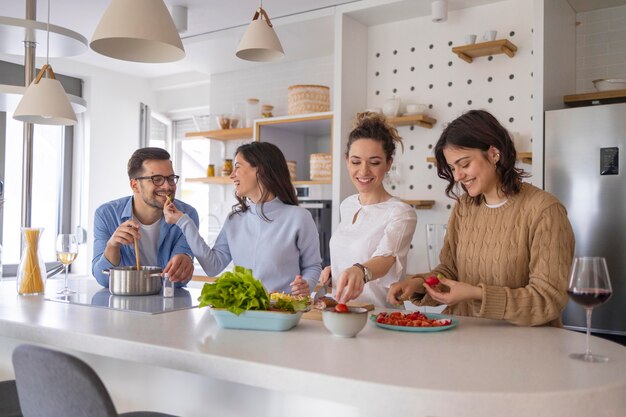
(164, 253), (194, 282)
(104, 220), (140, 266)
(107, 220), (140, 249)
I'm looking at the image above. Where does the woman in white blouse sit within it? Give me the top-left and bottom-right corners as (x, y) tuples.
(320, 112), (417, 307)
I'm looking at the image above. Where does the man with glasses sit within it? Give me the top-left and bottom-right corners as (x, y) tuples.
(92, 147), (199, 287)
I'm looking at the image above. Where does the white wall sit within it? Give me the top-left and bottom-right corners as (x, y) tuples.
(576, 4), (626, 92)
(50, 58), (157, 274)
(356, 0), (535, 274)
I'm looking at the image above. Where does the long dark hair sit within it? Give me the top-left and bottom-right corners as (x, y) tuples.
(230, 141), (298, 221)
(346, 112), (403, 161)
(434, 110), (529, 205)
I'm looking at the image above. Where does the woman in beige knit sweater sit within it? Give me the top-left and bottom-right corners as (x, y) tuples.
(387, 110), (575, 326)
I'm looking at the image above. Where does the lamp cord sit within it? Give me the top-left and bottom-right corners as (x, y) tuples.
(46, 0), (50, 66)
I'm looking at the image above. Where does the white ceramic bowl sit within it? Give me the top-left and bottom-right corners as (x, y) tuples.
(592, 79), (626, 92)
(322, 307), (368, 337)
(405, 103), (427, 115)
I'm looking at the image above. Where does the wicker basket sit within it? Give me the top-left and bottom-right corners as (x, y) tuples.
(288, 85), (330, 115)
(287, 161), (297, 181)
(310, 153), (332, 180)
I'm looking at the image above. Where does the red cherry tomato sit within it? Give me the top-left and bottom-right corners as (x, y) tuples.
(425, 276), (440, 286)
(335, 303), (349, 313)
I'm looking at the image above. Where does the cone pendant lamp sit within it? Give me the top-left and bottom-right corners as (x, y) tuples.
(236, 1), (284, 62)
(13, 0), (77, 126)
(14, 64), (77, 125)
(90, 0), (185, 63)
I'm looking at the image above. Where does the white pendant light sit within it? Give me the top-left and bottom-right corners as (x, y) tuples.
(432, 0), (448, 23)
(13, 0), (77, 126)
(90, 0), (185, 63)
(236, 1), (284, 62)
(13, 64), (77, 125)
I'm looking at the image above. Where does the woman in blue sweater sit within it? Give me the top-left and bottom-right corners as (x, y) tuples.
(164, 142), (321, 295)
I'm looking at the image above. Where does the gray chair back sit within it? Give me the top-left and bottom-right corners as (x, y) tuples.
(12, 345), (118, 417)
(0, 380), (22, 417)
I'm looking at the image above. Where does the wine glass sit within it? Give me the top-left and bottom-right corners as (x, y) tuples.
(567, 257), (613, 362)
(56, 234), (78, 295)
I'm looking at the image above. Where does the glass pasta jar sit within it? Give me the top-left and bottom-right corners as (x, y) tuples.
(16, 227), (47, 295)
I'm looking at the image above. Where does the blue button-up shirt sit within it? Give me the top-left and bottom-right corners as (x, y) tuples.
(91, 196), (199, 287)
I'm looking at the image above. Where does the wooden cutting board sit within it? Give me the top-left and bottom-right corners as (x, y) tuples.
(302, 303), (375, 321)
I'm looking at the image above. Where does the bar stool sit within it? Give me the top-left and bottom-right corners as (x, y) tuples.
(12, 344), (178, 417)
(0, 380), (22, 417)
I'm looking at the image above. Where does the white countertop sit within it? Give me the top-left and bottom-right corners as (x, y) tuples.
(1, 277), (625, 417)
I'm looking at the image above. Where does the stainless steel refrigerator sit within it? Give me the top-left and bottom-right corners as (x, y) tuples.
(545, 102), (626, 335)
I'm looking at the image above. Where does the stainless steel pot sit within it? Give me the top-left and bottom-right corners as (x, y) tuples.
(103, 266), (162, 296)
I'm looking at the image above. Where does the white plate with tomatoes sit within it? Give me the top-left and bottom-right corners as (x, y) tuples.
(370, 311), (458, 332)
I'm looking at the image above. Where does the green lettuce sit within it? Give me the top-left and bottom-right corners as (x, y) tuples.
(198, 266), (269, 315)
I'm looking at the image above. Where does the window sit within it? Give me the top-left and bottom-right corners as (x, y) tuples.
(0, 114), (74, 275)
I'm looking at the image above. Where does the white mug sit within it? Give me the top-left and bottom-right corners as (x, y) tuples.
(465, 34), (477, 44)
(483, 30), (497, 42)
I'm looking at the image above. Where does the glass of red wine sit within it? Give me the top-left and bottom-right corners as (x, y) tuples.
(567, 257), (613, 362)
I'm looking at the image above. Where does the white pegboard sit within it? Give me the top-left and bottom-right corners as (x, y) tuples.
(365, 0), (534, 274)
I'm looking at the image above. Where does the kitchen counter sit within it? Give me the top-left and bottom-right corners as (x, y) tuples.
(0, 277), (625, 417)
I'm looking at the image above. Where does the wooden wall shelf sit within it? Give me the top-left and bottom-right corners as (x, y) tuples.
(402, 199), (435, 209)
(517, 152), (532, 164)
(426, 152), (532, 165)
(186, 176), (232, 184)
(293, 180), (332, 185)
(186, 177), (331, 186)
(563, 89), (626, 107)
(387, 114), (437, 129)
(185, 127), (253, 141)
(452, 39), (518, 63)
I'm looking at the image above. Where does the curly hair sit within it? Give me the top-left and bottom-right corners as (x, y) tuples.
(434, 110), (529, 205)
(346, 112), (403, 161)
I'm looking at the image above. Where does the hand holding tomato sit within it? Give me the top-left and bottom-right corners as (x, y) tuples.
(423, 276), (482, 306)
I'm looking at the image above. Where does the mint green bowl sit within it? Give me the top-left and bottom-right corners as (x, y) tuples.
(210, 308), (303, 331)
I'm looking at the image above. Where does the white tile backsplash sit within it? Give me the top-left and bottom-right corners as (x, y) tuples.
(576, 5), (626, 93)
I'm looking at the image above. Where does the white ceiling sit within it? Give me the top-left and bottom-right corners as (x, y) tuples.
(1, 0), (625, 83)
(0, 0), (358, 81)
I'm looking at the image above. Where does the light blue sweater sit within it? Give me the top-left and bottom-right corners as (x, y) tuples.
(176, 198), (322, 293)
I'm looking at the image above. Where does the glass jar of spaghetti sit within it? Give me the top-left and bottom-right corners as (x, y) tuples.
(16, 227), (47, 295)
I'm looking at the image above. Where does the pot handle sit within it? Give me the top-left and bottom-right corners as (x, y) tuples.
(102, 269), (110, 275)
(149, 272), (163, 278)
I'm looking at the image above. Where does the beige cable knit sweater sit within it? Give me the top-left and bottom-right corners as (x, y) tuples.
(422, 183), (575, 327)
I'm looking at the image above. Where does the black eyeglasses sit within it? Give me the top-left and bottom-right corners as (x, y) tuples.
(134, 175), (179, 186)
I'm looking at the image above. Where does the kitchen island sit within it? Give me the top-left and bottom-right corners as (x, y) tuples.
(0, 277), (625, 417)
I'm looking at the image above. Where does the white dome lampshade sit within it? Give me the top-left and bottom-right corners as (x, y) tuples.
(90, 0), (185, 63)
(13, 64), (77, 126)
(432, 0), (448, 23)
(236, 7), (284, 62)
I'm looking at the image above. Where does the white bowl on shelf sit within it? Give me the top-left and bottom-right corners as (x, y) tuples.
(592, 79), (626, 92)
(405, 103), (427, 115)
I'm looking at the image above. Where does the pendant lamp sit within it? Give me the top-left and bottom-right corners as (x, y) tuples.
(236, 1), (284, 62)
(90, 0), (185, 63)
(13, 0), (77, 126)
(13, 64), (77, 125)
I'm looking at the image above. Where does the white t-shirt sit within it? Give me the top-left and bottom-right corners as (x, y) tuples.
(135, 217), (160, 267)
(329, 195), (417, 307)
